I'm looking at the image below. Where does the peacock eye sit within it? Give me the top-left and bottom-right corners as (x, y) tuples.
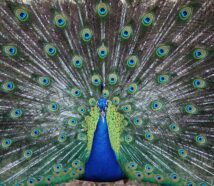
(44, 44), (57, 57)
(169, 123), (179, 132)
(97, 44), (108, 59)
(15, 8), (29, 22)
(24, 149), (33, 159)
(72, 159), (81, 168)
(195, 134), (206, 145)
(127, 83), (138, 94)
(112, 97), (120, 105)
(38, 76), (51, 87)
(108, 73), (118, 85)
(91, 75), (102, 86)
(78, 106), (86, 115)
(2, 138), (12, 148)
(150, 100), (162, 111)
(31, 128), (42, 138)
(127, 162), (137, 170)
(71, 55), (83, 69)
(70, 170), (78, 178)
(157, 74), (170, 85)
(156, 45), (170, 58)
(193, 48), (207, 60)
(145, 164), (153, 173)
(53, 163), (63, 172)
(179, 7), (192, 21)
(193, 78), (206, 89)
(120, 26), (133, 40)
(102, 89), (109, 98)
(126, 55), (139, 69)
(46, 175), (52, 182)
(27, 178), (35, 185)
(141, 13), (155, 26)
(2, 81), (15, 92)
(133, 117), (142, 126)
(178, 148), (187, 158)
(125, 134), (133, 143)
(54, 14), (67, 28)
(184, 104), (197, 114)
(58, 133), (67, 143)
(10, 108), (23, 119)
(71, 88), (82, 98)
(169, 173), (179, 182)
(145, 132), (154, 141)
(48, 102), (60, 112)
(63, 168), (68, 173)
(121, 104), (132, 113)
(80, 28), (93, 42)
(3, 45), (18, 57)
(96, 3), (109, 17)
(187, 181), (195, 186)
(155, 174), (163, 182)
(67, 117), (78, 127)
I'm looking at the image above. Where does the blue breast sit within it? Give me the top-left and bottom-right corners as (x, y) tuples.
(84, 115), (124, 181)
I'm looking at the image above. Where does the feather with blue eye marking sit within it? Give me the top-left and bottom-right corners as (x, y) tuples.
(1, 139), (12, 148)
(53, 13), (67, 28)
(58, 133), (67, 143)
(47, 102), (60, 113)
(66, 117), (78, 128)
(31, 128), (42, 138)
(80, 28), (93, 43)
(2, 45), (18, 57)
(23, 149), (33, 159)
(37, 76), (51, 87)
(192, 78), (207, 89)
(71, 55), (84, 69)
(14, 7), (30, 23)
(141, 12), (155, 27)
(126, 55), (139, 69)
(1, 80), (16, 93)
(192, 48), (208, 61)
(0, 0), (213, 185)
(108, 72), (119, 86)
(120, 25), (133, 41)
(183, 103), (198, 115)
(156, 73), (171, 85)
(91, 74), (102, 87)
(155, 44), (171, 59)
(44, 43), (58, 57)
(9, 108), (23, 119)
(178, 6), (193, 21)
(97, 43), (108, 60)
(96, 2), (109, 18)
(150, 100), (163, 112)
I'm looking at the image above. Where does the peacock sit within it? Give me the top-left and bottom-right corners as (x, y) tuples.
(0, 0), (214, 185)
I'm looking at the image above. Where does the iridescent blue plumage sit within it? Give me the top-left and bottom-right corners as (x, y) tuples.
(84, 98), (124, 181)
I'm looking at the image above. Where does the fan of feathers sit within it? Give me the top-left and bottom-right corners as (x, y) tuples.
(0, 0), (214, 185)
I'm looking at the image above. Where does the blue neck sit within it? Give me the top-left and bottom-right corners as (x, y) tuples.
(84, 115), (124, 181)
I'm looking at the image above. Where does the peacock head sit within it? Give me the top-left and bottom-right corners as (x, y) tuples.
(97, 98), (108, 112)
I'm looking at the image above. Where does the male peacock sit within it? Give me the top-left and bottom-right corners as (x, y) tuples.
(0, 0), (214, 185)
